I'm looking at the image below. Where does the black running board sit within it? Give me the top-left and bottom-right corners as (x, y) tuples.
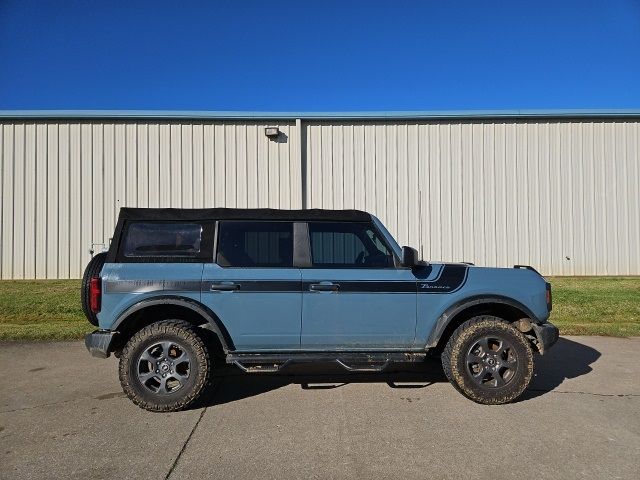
(226, 351), (426, 374)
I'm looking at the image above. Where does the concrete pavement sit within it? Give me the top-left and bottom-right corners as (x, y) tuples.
(1, 336), (639, 479)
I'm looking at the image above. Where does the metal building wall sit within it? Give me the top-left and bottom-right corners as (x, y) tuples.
(0, 121), (300, 279)
(305, 120), (640, 276)
(1, 117), (639, 278)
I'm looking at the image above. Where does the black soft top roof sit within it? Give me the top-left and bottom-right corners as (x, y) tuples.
(117, 207), (372, 222)
(107, 207), (373, 262)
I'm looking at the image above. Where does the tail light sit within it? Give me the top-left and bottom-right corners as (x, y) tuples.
(545, 282), (552, 312)
(89, 277), (102, 313)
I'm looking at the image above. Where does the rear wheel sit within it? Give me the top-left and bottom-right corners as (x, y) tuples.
(119, 320), (211, 412)
(442, 316), (534, 404)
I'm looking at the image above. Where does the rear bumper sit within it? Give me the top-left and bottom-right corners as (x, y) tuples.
(85, 330), (117, 358)
(531, 321), (559, 355)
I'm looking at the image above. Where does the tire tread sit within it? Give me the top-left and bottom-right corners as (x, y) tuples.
(118, 320), (211, 412)
(442, 315), (534, 404)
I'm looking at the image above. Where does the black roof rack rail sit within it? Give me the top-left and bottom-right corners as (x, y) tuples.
(514, 265), (541, 275)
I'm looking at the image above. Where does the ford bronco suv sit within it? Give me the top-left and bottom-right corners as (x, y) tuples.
(83, 208), (558, 411)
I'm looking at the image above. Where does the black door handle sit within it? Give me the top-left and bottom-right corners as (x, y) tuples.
(210, 282), (240, 291)
(309, 282), (339, 292)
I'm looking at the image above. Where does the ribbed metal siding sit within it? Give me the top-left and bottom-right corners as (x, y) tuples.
(305, 120), (640, 276)
(0, 121), (300, 279)
(1, 118), (639, 278)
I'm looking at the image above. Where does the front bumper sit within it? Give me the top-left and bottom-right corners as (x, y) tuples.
(531, 321), (559, 355)
(85, 330), (117, 358)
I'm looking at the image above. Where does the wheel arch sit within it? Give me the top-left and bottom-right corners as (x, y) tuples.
(426, 295), (538, 352)
(111, 295), (234, 354)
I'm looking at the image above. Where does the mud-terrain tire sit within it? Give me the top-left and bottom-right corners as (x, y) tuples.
(442, 316), (534, 405)
(81, 252), (107, 326)
(119, 320), (211, 412)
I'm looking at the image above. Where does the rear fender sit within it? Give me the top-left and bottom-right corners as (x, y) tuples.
(112, 295), (234, 353)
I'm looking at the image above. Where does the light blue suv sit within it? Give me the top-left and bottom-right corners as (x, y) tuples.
(83, 208), (558, 411)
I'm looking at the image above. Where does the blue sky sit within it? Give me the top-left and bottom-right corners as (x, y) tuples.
(1, 0), (639, 111)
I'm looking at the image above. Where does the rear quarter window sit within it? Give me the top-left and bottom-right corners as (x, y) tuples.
(122, 223), (203, 258)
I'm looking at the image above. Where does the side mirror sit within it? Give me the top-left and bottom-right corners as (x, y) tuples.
(401, 246), (427, 268)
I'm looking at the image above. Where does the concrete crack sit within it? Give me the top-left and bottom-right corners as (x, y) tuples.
(0, 398), (77, 414)
(528, 389), (640, 398)
(165, 407), (207, 480)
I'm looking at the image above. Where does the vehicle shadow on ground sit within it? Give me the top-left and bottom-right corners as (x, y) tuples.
(195, 359), (446, 408)
(194, 337), (600, 408)
(519, 336), (601, 401)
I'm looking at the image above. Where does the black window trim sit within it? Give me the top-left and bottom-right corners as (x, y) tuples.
(113, 218), (400, 268)
(214, 219), (300, 269)
(115, 220), (215, 263)
(303, 220), (400, 270)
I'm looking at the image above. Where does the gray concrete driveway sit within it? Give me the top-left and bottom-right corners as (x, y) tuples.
(1, 336), (639, 480)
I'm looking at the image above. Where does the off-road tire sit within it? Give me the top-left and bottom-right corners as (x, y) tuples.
(119, 320), (211, 412)
(81, 252), (107, 326)
(442, 315), (534, 405)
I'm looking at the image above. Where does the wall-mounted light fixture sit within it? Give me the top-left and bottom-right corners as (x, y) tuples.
(264, 126), (280, 139)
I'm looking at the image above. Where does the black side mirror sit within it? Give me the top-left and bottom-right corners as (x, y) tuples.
(401, 246), (427, 268)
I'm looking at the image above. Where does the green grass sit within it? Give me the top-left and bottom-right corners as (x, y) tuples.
(0, 280), (89, 341)
(0, 277), (639, 341)
(547, 277), (640, 337)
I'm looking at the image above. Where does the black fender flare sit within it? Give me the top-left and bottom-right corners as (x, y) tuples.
(112, 295), (234, 352)
(425, 295), (540, 348)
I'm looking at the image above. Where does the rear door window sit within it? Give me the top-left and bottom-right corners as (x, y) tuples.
(216, 221), (294, 268)
(123, 223), (203, 258)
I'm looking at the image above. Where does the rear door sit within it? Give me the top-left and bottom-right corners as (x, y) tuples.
(201, 221), (302, 351)
(300, 221), (417, 350)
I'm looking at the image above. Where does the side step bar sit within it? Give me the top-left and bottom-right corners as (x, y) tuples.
(226, 352), (426, 374)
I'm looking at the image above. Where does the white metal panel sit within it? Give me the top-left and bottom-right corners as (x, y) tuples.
(13, 125), (26, 279)
(58, 124), (70, 279)
(35, 124), (47, 279)
(305, 120), (640, 276)
(181, 124), (193, 207)
(103, 124), (116, 242)
(1, 125), (10, 278)
(47, 124), (59, 278)
(68, 124), (81, 277)
(79, 124), (93, 278)
(192, 124), (204, 208)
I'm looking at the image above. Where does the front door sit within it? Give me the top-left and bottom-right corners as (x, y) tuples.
(301, 221), (417, 350)
(202, 221), (302, 351)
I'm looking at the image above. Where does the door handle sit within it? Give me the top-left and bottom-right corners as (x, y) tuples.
(210, 282), (240, 291)
(309, 282), (340, 292)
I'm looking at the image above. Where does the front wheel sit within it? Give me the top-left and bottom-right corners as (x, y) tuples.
(442, 316), (534, 405)
(119, 320), (211, 412)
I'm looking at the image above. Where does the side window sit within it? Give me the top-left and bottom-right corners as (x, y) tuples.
(308, 222), (395, 268)
(216, 221), (293, 267)
(123, 223), (202, 258)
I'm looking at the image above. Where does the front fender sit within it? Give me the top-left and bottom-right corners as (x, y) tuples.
(424, 295), (541, 349)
